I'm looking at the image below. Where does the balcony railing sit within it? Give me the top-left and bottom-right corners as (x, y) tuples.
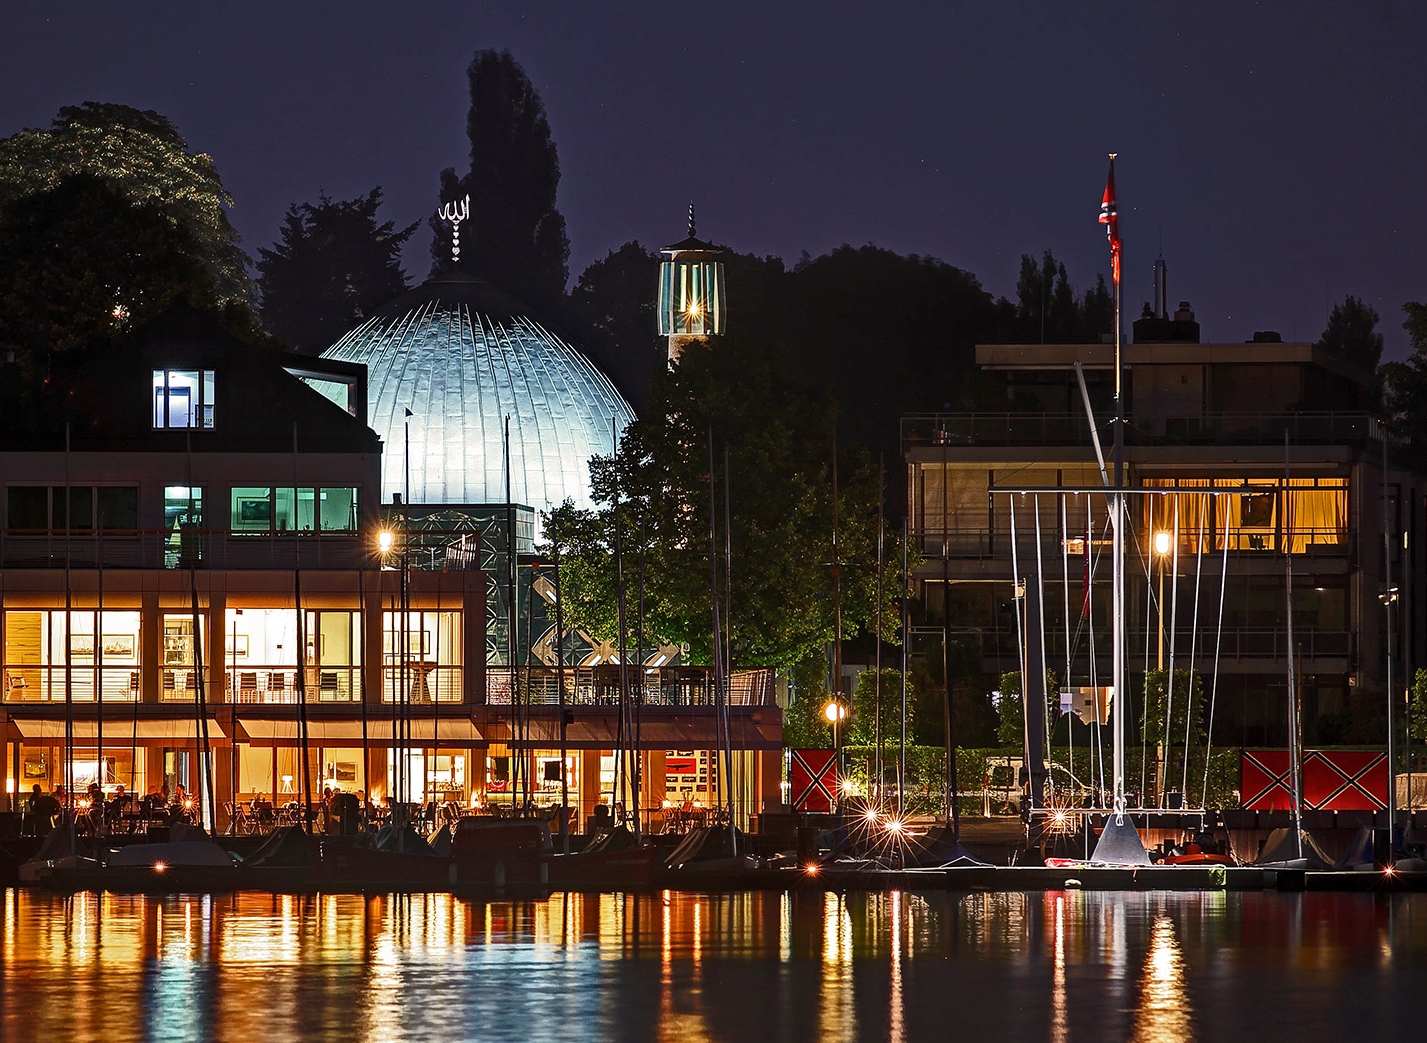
(230, 666), (362, 703)
(485, 667), (775, 707)
(915, 529), (1349, 562)
(903, 411), (1391, 451)
(0, 528), (369, 571)
(961, 626), (1352, 663)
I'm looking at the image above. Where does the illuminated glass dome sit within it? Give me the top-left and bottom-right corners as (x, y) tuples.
(323, 275), (632, 521)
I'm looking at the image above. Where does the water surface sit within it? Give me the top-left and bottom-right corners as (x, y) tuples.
(2, 887), (1422, 1041)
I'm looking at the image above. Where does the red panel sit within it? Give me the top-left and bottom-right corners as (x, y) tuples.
(1241, 750), (1294, 810)
(1301, 750), (1386, 810)
(665, 757), (698, 775)
(790, 749), (837, 813)
(1241, 749), (1387, 811)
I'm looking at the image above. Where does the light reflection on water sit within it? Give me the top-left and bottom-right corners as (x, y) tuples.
(1, 887), (1424, 1042)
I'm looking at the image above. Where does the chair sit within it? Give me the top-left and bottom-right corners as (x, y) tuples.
(269, 672), (287, 702)
(239, 672), (258, 702)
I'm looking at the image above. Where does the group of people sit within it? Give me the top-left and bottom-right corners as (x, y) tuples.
(21, 781), (197, 836)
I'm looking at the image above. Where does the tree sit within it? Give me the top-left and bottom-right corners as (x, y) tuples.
(1317, 294), (1384, 371)
(0, 102), (249, 306)
(546, 331), (900, 673)
(847, 668), (920, 747)
(1381, 302), (1427, 446)
(994, 669), (1058, 748)
(257, 189), (417, 354)
(431, 51), (569, 310)
(0, 175), (219, 357)
(566, 241), (663, 409)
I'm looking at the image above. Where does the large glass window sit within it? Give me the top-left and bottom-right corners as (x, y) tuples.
(152, 369), (215, 429)
(161, 613), (206, 701)
(319, 488), (358, 532)
(1143, 477), (1348, 554)
(382, 610), (462, 703)
(3, 609), (142, 703)
(231, 487), (356, 535)
(7, 486), (137, 532)
(163, 486), (203, 568)
(224, 608), (361, 703)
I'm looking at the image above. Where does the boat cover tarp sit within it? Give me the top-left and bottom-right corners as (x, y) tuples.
(1333, 826), (1374, 870)
(905, 825), (991, 867)
(244, 826), (313, 868)
(1090, 814), (1151, 865)
(585, 824), (636, 854)
(1253, 827), (1333, 870)
(664, 826), (745, 869)
(428, 824), (452, 856)
(375, 823), (434, 854)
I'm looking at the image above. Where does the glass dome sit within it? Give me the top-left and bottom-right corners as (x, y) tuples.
(322, 275), (633, 523)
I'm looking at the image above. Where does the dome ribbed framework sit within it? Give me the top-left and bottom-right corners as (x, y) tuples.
(323, 276), (632, 521)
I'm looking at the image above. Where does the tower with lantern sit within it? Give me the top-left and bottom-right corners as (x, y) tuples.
(657, 203), (726, 365)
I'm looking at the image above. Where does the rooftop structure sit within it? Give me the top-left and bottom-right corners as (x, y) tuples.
(322, 273), (633, 524)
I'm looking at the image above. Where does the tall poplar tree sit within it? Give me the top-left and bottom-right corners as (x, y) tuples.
(431, 51), (570, 311)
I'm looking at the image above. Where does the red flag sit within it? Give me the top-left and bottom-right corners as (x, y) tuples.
(1099, 155), (1122, 284)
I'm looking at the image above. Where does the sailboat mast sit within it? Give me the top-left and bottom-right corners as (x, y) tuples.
(1109, 166), (1128, 818)
(1285, 434), (1304, 858)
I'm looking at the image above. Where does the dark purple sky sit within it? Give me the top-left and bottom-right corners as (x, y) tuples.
(4, 2), (1426, 356)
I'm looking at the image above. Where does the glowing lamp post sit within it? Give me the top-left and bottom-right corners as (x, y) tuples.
(824, 698), (848, 806)
(1153, 529), (1172, 672)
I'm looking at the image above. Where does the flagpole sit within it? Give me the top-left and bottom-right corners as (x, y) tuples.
(1091, 152), (1146, 864)
(1107, 153), (1127, 819)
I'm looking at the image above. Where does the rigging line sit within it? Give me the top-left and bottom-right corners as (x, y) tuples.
(1033, 496), (1051, 773)
(722, 445), (734, 829)
(1201, 523), (1231, 808)
(1008, 496), (1026, 800)
(1182, 494), (1208, 800)
(64, 422), (74, 832)
(1139, 500), (1153, 807)
(1160, 496), (1181, 805)
(1085, 497), (1102, 802)
(94, 510), (103, 848)
(1060, 495), (1075, 789)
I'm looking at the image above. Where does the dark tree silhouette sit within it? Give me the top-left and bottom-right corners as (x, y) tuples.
(566, 241), (662, 410)
(1317, 294), (1384, 371)
(0, 174), (220, 356)
(431, 50), (569, 311)
(0, 102), (250, 305)
(1382, 302), (1427, 446)
(257, 188), (417, 354)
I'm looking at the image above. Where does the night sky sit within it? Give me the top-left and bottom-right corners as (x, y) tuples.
(4, 1), (1425, 356)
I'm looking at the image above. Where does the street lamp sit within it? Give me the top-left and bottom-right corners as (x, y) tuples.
(824, 698), (847, 805)
(1154, 529), (1172, 671)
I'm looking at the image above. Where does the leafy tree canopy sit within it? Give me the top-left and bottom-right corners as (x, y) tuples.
(0, 174), (221, 356)
(545, 331), (902, 672)
(0, 102), (249, 306)
(257, 188), (417, 354)
(432, 51), (569, 310)
(1012, 250), (1113, 345)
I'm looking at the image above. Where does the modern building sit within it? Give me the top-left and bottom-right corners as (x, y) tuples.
(319, 269), (781, 826)
(904, 310), (1421, 765)
(0, 278), (782, 830)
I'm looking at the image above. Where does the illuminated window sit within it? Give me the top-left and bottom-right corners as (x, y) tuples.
(1143, 477), (1348, 554)
(230, 487), (356, 534)
(152, 370), (216, 429)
